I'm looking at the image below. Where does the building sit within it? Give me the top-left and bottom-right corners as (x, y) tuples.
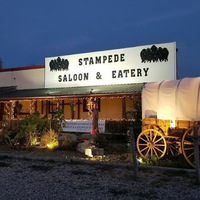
(0, 42), (176, 133)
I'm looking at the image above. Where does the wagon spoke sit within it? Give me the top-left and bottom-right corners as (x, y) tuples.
(144, 134), (150, 142)
(154, 144), (165, 147)
(151, 149), (153, 158)
(152, 148), (159, 157)
(184, 147), (194, 151)
(169, 147), (174, 156)
(187, 152), (194, 159)
(145, 147), (151, 157)
(154, 146), (164, 154)
(140, 146), (149, 153)
(154, 137), (163, 144)
(150, 130), (153, 141)
(153, 132), (157, 142)
(170, 146), (179, 154)
(140, 137), (148, 143)
(183, 140), (194, 145)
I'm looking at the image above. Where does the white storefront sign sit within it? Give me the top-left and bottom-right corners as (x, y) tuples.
(62, 120), (105, 133)
(45, 42), (176, 88)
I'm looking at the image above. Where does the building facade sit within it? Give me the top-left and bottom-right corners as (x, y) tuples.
(0, 42), (177, 133)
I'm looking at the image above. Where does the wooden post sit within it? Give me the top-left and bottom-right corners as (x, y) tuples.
(41, 100), (44, 114)
(122, 97), (126, 119)
(193, 125), (200, 184)
(129, 127), (138, 178)
(10, 101), (15, 120)
(46, 100), (49, 117)
(30, 100), (36, 114)
(62, 100), (65, 114)
(56, 99), (59, 109)
(91, 98), (99, 134)
(77, 99), (80, 119)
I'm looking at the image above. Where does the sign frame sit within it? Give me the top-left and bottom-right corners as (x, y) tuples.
(45, 42), (176, 88)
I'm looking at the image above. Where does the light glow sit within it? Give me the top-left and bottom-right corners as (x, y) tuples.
(137, 157), (143, 163)
(46, 141), (58, 149)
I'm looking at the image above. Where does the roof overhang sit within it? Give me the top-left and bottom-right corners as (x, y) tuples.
(0, 83), (144, 101)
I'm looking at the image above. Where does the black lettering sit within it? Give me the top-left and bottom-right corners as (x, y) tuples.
(63, 74), (67, 81)
(123, 70), (129, 77)
(112, 71), (116, 78)
(73, 74), (77, 81)
(137, 69), (142, 76)
(114, 54), (119, 62)
(83, 58), (89, 65)
(131, 69), (135, 77)
(118, 70), (123, 78)
(143, 68), (149, 76)
(89, 57), (94, 65)
(57, 73), (89, 82)
(103, 56), (107, 63)
(84, 73), (89, 80)
(58, 75), (62, 82)
(79, 53), (125, 65)
(120, 54), (125, 62)
(95, 56), (101, 64)
(108, 55), (112, 63)
(78, 74), (82, 80)
(78, 58), (82, 66)
(69, 74), (72, 81)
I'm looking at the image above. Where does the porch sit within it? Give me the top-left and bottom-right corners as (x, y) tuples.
(0, 83), (143, 133)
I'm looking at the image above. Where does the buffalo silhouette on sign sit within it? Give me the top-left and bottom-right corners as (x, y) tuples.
(49, 57), (69, 71)
(140, 45), (169, 63)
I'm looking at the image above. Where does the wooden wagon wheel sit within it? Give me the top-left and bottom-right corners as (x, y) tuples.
(165, 136), (181, 157)
(137, 129), (167, 159)
(182, 126), (200, 168)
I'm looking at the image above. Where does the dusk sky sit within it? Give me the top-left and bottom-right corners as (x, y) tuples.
(0, 0), (200, 78)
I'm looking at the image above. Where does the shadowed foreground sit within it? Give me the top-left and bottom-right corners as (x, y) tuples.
(0, 155), (199, 200)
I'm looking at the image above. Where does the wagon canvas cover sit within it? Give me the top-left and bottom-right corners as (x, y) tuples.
(142, 77), (200, 121)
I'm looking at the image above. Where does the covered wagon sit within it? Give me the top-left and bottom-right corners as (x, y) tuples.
(137, 77), (200, 167)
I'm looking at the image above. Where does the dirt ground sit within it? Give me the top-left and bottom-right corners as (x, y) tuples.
(0, 147), (199, 200)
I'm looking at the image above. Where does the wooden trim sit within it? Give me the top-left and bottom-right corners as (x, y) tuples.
(46, 100), (49, 116)
(62, 100), (65, 113)
(35, 100), (38, 112)
(41, 100), (44, 114)
(0, 92), (138, 101)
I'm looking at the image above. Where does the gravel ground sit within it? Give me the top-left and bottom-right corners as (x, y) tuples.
(0, 151), (199, 200)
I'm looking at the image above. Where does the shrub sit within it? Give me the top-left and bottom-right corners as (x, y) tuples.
(105, 120), (134, 134)
(19, 111), (49, 136)
(40, 129), (58, 149)
(15, 111), (49, 147)
(59, 135), (77, 150)
(1, 128), (16, 147)
(51, 109), (65, 134)
(94, 134), (108, 148)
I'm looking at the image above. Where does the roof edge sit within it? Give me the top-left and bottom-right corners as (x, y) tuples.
(0, 65), (44, 72)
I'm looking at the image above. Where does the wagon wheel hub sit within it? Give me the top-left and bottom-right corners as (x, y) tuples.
(147, 141), (155, 148)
